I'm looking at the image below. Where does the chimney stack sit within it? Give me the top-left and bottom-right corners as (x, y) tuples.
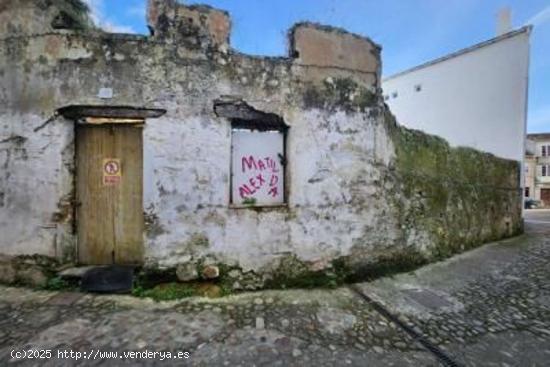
(496, 7), (512, 36)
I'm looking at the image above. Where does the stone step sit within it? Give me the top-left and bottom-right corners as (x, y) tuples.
(58, 266), (99, 280)
(80, 266), (135, 293)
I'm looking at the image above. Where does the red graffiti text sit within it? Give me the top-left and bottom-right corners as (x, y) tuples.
(238, 155), (281, 199)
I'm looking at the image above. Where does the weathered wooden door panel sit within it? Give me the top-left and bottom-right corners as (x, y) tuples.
(542, 189), (550, 206)
(112, 126), (143, 264)
(76, 126), (115, 264)
(76, 125), (143, 265)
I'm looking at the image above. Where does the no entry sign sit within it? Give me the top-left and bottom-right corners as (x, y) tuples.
(103, 158), (121, 186)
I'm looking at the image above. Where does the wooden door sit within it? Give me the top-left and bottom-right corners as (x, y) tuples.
(76, 124), (144, 265)
(542, 189), (550, 207)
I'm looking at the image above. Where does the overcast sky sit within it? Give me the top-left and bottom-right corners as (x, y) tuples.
(84, 0), (549, 133)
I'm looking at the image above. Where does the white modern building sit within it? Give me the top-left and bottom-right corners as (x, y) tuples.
(382, 26), (531, 162)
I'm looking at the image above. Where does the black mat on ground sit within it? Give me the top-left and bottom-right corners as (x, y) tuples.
(80, 266), (134, 293)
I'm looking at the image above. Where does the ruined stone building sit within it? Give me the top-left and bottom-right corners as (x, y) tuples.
(0, 0), (523, 287)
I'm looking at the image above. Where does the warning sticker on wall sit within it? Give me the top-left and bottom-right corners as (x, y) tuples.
(103, 158), (121, 186)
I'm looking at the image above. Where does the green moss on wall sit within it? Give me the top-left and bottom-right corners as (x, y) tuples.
(261, 251), (429, 290)
(51, 0), (94, 31)
(386, 110), (522, 260)
(303, 77), (377, 113)
(263, 255), (346, 289)
(340, 248), (429, 282)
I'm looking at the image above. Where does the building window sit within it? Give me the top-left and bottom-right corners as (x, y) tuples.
(213, 99), (288, 207)
(230, 121), (286, 206)
(391, 91), (398, 99)
(543, 165), (548, 177)
(543, 145), (547, 157)
(414, 84), (422, 92)
(525, 187), (530, 197)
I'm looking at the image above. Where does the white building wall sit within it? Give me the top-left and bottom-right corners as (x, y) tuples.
(382, 28), (531, 162)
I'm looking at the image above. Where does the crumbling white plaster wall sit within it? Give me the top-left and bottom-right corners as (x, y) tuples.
(142, 104), (399, 272)
(0, 114), (74, 258)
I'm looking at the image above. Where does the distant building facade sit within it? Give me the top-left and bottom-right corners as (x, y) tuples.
(525, 133), (550, 207)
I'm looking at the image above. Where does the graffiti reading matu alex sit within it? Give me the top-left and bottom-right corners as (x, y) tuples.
(238, 156), (280, 199)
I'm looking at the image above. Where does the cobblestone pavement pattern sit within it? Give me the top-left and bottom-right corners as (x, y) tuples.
(0, 210), (549, 366)
(358, 209), (550, 366)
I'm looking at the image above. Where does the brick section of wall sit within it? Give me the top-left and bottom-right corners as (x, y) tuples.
(147, 0), (230, 52)
(290, 23), (381, 74)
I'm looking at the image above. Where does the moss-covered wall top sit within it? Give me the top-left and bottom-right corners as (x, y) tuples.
(386, 111), (522, 260)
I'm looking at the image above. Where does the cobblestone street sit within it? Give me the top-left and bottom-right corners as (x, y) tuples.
(1, 210), (549, 366)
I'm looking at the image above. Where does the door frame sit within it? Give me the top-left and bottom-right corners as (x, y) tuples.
(541, 188), (550, 207)
(75, 120), (144, 265)
(57, 105), (166, 265)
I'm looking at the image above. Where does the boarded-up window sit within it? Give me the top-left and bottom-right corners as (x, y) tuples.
(231, 129), (285, 206)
